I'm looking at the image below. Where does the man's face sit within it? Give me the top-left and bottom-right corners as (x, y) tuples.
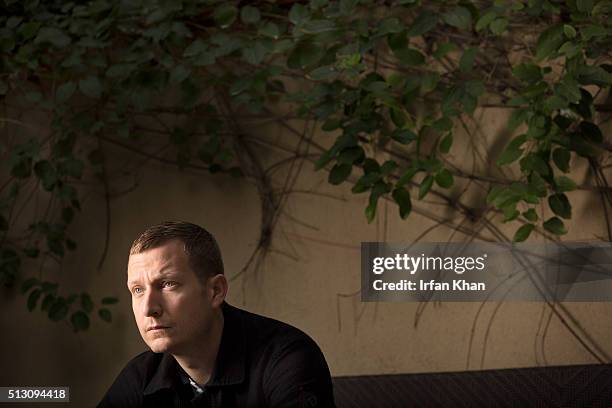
(127, 240), (218, 354)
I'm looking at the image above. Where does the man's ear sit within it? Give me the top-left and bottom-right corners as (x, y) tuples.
(207, 274), (228, 308)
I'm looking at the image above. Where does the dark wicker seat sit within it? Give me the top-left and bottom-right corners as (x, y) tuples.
(333, 364), (612, 407)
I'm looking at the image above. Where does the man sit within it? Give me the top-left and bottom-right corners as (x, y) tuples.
(98, 221), (335, 407)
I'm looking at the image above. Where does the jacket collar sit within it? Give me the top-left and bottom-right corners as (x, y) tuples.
(143, 302), (246, 396)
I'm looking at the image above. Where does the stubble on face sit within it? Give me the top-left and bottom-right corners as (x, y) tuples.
(127, 240), (214, 355)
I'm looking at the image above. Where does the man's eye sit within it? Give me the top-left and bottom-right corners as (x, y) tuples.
(133, 287), (143, 294)
(162, 281), (176, 288)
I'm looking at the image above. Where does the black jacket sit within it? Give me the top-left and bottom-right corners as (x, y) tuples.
(98, 302), (336, 407)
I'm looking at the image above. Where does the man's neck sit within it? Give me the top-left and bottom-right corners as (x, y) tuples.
(172, 310), (224, 386)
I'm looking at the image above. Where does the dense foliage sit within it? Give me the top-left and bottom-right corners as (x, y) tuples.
(0, 0), (610, 332)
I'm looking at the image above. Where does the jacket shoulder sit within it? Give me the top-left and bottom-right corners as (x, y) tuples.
(234, 305), (313, 341)
(97, 351), (161, 407)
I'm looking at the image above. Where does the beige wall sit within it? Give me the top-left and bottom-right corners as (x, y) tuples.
(1, 107), (611, 407)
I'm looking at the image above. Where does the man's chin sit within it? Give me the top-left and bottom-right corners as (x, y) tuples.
(145, 337), (177, 354)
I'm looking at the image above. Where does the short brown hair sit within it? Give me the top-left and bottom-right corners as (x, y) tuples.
(129, 221), (224, 282)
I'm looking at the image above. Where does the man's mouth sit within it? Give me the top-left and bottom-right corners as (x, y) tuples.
(147, 325), (170, 331)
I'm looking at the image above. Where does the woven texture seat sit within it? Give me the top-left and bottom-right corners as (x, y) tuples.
(333, 364), (612, 407)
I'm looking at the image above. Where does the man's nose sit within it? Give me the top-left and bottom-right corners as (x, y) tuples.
(142, 289), (163, 317)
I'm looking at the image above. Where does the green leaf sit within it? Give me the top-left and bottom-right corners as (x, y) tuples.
(526, 114), (550, 139)
(563, 24), (577, 39)
(101, 297), (119, 305)
(380, 160), (398, 176)
(548, 193), (571, 219)
(34, 160), (57, 191)
(465, 80), (485, 97)
(21, 278), (39, 294)
(576, 0), (594, 13)
(558, 41), (580, 59)
(433, 117), (453, 132)
(418, 175), (434, 199)
(579, 121), (603, 143)
(6, 16), (21, 29)
(529, 172), (548, 197)
(433, 42), (456, 60)
(308, 66), (336, 82)
(339, 0), (356, 14)
(508, 108), (529, 131)
(459, 48), (478, 73)
(543, 217), (567, 235)
(476, 11), (497, 31)
(302, 19), (336, 33)
(240, 5), (261, 24)
(78, 76), (102, 99)
(314, 151), (335, 170)
(70, 311), (90, 332)
(434, 169), (453, 188)
(555, 77), (581, 104)
(34, 27), (71, 48)
(41, 294), (55, 312)
(522, 208), (538, 222)
(56, 82), (76, 103)
(394, 48), (425, 65)
(365, 182), (390, 223)
(513, 223), (535, 242)
(170, 65), (191, 84)
(99, 308), (112, 323)
(486, 186), (504, 204)
(322, 118), (341, 131)
(390, 108), (406, 128)
(489, 18), (508, 35)
(497, 134), (527, 166)
(406, 11), (438, 37)
(592, 2), (612, 15)
(392, 187), (412, 219)
(442, 6), (472, 30)
(183, 40), (207, 58)
(352, 172), (380, 193)
(378, 18), (404, 35)
(581, 24), (607, 41)
(535, 25), (564, 60)
(214, 4), (238, 28)
(41, 281), (59, 294)
(391, 129), (417, 144)
(48, 298), (69, 321)
(243, 41), (269, 65)
(288, 41), (324, 69)
(259, 22), (280, 39)
(81, 293), (93, 313)
(552, 148), (570, 172)
(57, 157), (84, 179)
(106, 63), (136, 78)
(365, 200), (377, 223)
(18, 21), (40, 41)
(512, 64), (542, 83)
(556, 176), (577, 192)
(338, 146), (364, 165)
(328, 163), (352, 185)
(520, 153), (549, 176)
(397, 167), (419, 187)
(27, 289), (42, 311)
(576, 66), (611, 88)
(502, 204), (520, 222)
(439, 133), (453, 154)
(289, 3), (309, 24)
(421, 158), (442, 172)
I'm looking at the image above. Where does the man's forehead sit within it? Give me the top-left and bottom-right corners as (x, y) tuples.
(127, 241), (188, 275)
